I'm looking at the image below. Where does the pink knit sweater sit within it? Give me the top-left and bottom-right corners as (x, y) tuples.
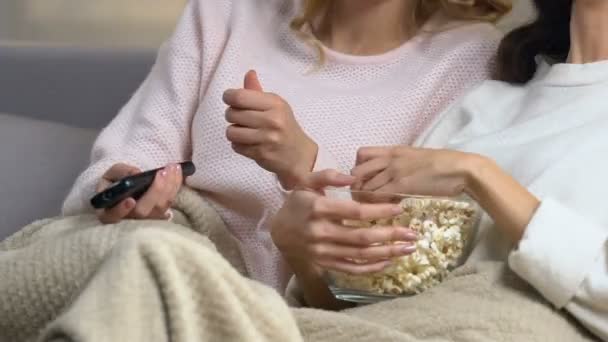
(63, 0), (501, 291)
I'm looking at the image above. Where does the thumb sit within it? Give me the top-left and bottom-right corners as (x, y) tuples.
(301, 170), (356, 191)
(244, 70), (263, 91)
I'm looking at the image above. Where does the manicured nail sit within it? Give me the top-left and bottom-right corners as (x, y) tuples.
(175, 163), (181, 170)
(159, 170), (168, 178)
(392, 206), (403, 215)
(401, 245), (416, 254)
(124, 199), (135, 209)
(405, 232), (419, 240)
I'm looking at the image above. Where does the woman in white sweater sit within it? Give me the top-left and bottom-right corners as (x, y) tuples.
(271, 0), (608, 339)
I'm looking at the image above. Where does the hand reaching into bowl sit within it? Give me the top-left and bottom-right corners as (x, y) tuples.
(351, 146), (483, 198)
(270, 169), (418, 275)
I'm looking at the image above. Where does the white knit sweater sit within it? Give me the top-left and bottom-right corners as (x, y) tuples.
(63, 0), (501, 290)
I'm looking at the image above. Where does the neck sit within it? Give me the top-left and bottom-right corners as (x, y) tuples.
(314, 0), (417, 56)
(568, 1), (608, 63)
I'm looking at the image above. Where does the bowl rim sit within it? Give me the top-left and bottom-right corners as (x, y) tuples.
(324, 187), (474, 202)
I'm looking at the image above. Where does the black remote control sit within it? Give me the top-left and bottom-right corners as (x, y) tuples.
(90, 161), (196, 210)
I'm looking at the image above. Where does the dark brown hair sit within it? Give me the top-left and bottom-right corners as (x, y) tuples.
(496, 0), (572, 83)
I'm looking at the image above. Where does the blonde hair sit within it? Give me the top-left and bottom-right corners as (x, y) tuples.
(291, 0), (512, 64)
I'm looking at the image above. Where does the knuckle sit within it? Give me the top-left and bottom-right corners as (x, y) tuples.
(311, 199), (326, 216)
(309, 244), (325, 257)
(353, 248), (367, 260)
(355, 232), (373, 245)
(232, 91), (246, 105)
(273, 116), (287, 130)
(269, 93), (285, 107)
(265, 132), (282, 144)
(309, 223), (328, 241)
(351, 206), (364, 220)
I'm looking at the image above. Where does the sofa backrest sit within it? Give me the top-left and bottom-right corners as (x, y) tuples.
(0, 43), (156, 129)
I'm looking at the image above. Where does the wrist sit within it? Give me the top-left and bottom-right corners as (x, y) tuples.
(279, 140), (319, 190)
(462, 154), (495, 201)
(285, 254), (323, 278)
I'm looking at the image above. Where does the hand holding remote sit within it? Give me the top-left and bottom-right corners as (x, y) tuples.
(95, 163), (184, 224)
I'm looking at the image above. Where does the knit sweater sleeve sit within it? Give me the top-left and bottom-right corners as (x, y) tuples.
(62, 0), (229, 215)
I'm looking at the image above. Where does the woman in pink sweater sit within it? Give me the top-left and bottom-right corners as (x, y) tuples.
(63, 0), (509, 291)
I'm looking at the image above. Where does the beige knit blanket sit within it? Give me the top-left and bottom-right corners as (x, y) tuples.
(0, 189), (597, 342)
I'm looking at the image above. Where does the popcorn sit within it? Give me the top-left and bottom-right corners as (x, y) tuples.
(330, 197), (477, 296)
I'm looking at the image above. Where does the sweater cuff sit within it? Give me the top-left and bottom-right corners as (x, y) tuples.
(508, 198), (608, 308)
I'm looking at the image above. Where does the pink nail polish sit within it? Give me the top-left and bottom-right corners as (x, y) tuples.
(160, 170), (167, 177)
(125, 199), (134, 209)
(392, 206), (403, 215)
(401, 245), (416, 254)
(405, 232), (419, 240)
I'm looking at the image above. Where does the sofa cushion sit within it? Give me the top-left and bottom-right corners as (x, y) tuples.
(0, 113), (98, 240)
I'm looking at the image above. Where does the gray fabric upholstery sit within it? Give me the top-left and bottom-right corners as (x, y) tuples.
(0, 113), (97, 239)
(0, 43), (156, 129)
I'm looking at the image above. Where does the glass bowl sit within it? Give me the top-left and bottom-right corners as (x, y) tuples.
(323, 188), (481, 304)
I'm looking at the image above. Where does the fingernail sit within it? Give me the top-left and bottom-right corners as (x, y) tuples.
(175, 163), (181, 170)
(405, 232), (419, 240)
(401, 245), (416, 254)
(392, 206), (403, 215)
(125, 199), (135, 209)
(159, 170), (167, 178)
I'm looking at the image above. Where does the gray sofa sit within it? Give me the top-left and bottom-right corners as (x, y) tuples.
(0, 43), (156, 239)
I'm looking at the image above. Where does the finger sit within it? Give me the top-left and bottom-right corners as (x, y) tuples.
(225, 108), (268, 128)
(310, 242), (416, 262)
(96, 178), (112, 192)
(231, 143), (257, 159)
(102, 163), (141, 182)
(223, 89), (274, 111)
(226, 125), (264, 145)
(158, 164), (179, 210)
(97, 198), (136, 224)
(244, 70), (264, 91)
(166, 164), (183, 206)
(130, 168), (169, 219)
(322, 224), (418, 246)
(351, 191), (402, 204)
(317, 258), (393, 275)
(356, 147), (392, 165)
(300, 169), (356, 191)
(375, 181), (415, 198)
(360, 170), (392, 192)
(350, 157), (390, 181)
(312, 197), (402, 221)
